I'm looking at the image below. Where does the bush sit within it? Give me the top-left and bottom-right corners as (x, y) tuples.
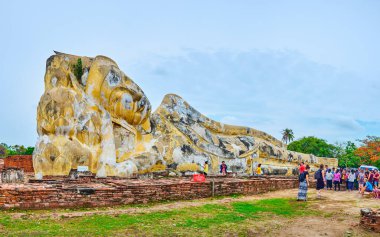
(73, 58), (83, 80)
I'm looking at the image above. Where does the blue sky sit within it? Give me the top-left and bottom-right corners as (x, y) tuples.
(0, 0), (379, 146)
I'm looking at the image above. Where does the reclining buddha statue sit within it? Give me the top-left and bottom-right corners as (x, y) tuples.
(33, 52), (337, 178)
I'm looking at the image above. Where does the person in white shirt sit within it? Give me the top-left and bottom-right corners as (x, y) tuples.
(325, 169), (334, 190)
(347, 169), (356, 191)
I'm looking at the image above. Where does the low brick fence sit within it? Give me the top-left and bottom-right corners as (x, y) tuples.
(0, 176), (304, 210)
(4, 155), (34, 172)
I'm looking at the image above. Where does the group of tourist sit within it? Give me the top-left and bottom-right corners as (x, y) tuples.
(297, 162), (380, 201)
(202, 161), (264, 176)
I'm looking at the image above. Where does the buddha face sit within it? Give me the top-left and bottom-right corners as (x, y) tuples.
(85, 56), (151, 126)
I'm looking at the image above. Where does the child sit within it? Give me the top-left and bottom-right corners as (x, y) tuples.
(220, 161), (227, 175)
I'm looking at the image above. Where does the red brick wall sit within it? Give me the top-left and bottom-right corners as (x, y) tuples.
(4, 155), (34, 172)
(0, 177), (306, 210)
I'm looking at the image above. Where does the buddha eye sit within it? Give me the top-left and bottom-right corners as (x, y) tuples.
(106, 70), (121, 86)
(139, 98), (146, 107)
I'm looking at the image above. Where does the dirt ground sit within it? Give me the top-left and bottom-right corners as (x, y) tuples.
(253, 189), (380, 237)
(9, 188), (380, 237)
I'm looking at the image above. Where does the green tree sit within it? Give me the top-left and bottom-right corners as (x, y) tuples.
(281, 128), (294, 145)
(336, 141), (361, 168)
(287, 136), (337, 157)
(0, 143), (34, 156)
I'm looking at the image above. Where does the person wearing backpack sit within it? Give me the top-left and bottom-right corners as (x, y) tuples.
(315, 164), (325, 198)
(297, 165), (310, 201)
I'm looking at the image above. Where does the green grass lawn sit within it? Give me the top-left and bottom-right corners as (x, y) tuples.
(0, 198), (316, 236)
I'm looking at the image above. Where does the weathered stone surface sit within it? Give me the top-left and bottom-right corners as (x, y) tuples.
(360, 208), (380, 233)
(33, 52), (338, 178)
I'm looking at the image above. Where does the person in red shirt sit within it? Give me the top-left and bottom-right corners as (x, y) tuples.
(299, 162), (306, 174)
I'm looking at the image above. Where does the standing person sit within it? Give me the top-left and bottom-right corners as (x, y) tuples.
(373, 170), (379, 188)
(365, 170), (369, 180)
(256, 163), (263, 176)
(358, 169), (365, 193)
(325, 169), (333, 190)
(203, 161), (209, 176)
(333, 170), (341, 191)
(368, 170), (374, 186)
(315, 164), (325, 198)
(347, 169), (356, 191)
(297, 165), (310, 201)
(332, 167), (336, 175)
(324, 165), (329, 190)
(341, 169), (346, 190)
(354, 170), (359, 190)
(220, 161), (227, 175)
(341, 169), (346, 183)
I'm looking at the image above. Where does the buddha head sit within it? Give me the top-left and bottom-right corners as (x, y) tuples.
(84, 56), (151, 126)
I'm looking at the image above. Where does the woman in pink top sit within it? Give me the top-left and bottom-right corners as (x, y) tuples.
(333, 171), (341, 191)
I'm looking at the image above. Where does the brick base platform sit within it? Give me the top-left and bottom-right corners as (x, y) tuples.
(0, 176), (305, 210)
